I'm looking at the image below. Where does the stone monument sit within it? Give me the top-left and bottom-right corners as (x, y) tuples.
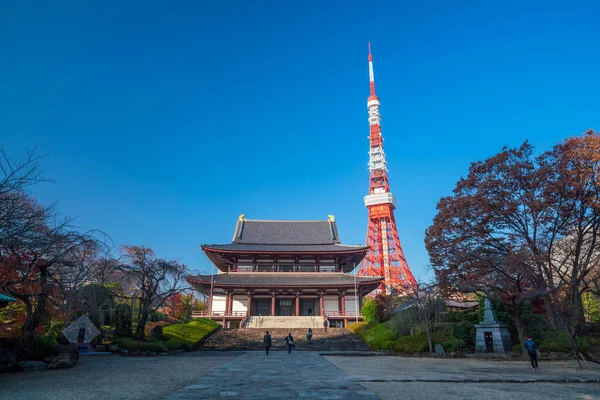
(475, 298), (513, 354)
(62, 315), (101, 354)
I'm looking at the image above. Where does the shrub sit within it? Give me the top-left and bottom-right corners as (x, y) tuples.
(45, 321), (70, 345)
(539, 331), (589, 352)
(453, 323), (476, 346)
(115, 304), (132, 337)
(394, 333), (429, 353)
(149, 311), (169, 322)
(32, 335), (59, 360)
(361, 300), (378, 324)
(513, 344), (522, 353)
(115, 337), (168, 352)
(439, 336), (465, 352)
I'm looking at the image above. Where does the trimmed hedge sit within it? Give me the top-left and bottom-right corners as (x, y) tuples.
(115, 337), (168, 352)
(162, 319), (221, 351)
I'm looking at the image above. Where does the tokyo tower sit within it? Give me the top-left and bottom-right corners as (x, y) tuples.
(357, 44), (417, 295)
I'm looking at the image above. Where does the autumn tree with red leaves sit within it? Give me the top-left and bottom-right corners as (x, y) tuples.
(0, 149), (105, 358)
(426, 130), (600, 345)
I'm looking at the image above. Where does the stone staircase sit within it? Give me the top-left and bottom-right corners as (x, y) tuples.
(200, 328), (369, 352)
(245, 316), (323, 329)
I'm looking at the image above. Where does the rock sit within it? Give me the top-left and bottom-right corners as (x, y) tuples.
(46, 353), (77, 370)
(149, 325), (164, 341)
(130, 349), (140, 356)
(18, 360), (47, 372)
(0, 349), (18, 373)
(140, 350), (149, 356)
(149, 352), (157, 356)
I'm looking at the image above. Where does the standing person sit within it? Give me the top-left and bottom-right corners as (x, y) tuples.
(284, 332), (294, 354)
(306, 328), (313, 344)
(263, 331), (272, 356)
(524, 336), (539, 370)
(323, 318), (328, 332)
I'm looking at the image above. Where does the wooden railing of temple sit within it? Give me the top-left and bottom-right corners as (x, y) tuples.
(191, 311), (363, 319)
(324, 311), (362, 317)
(192, 311), (247, 318)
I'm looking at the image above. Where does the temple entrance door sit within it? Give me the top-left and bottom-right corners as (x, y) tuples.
(278, 299), (293, 316)
(300, 299), (316, 316)
(255, 299), (271, 316)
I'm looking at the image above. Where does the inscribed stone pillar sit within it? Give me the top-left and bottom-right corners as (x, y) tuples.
(475, 298), (513, 354)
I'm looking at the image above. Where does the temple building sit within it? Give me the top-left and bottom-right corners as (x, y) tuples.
(187, 215), (383, 328)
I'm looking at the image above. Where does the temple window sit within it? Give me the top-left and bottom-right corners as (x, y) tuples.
(319, 265), (335, 272)
(256, 265), (273, 272)
(236, 265), (253, 272)
(277, 265), (294, 273)
(298, 265), (316, 272)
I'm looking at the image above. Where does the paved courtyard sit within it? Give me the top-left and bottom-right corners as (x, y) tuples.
(1, 351), (599, 399)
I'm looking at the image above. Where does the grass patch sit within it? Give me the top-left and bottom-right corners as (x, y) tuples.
(115, 336), (168, 352)
(162, 319), (221, 351)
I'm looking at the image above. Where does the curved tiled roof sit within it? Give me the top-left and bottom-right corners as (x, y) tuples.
(232, 219), (340, 245)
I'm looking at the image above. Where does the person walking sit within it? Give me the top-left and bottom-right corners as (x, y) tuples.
(323, 318), (328, 332)
(263, 331), (272, 356)
(306, 328), (313, 344)
(524, 336), (540, 370)
(284, 332), (294, 354)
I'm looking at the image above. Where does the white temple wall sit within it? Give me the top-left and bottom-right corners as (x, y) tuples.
(212, 295), (226, 314)
(232, 295), (248, 313)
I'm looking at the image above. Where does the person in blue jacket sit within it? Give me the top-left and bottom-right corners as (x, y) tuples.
(524, 336), (539, 370)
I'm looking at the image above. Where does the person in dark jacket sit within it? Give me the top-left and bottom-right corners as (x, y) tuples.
(284, 333), (294, 354)
(323, 319), (328, 332)
(263, 331), (272, 355)
(306, 328), (313, 344)
(524, 336), (539, 370)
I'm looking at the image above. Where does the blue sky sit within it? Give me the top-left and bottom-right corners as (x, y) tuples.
(1, 1), (599, 279)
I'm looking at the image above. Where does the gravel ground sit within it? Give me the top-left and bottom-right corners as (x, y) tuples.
(325, 356), (600, 382)
(0, 352), (240, 400)
(361, 382), (600, 400)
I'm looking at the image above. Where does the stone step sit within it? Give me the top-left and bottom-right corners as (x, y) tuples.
(245, 316), (324, 329)
(200, 328), (369, 352)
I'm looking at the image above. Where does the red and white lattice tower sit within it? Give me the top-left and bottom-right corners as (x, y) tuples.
(357, 43), (417, 295)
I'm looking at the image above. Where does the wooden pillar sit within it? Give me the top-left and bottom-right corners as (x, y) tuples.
(319, 292), (324, 317)
(295, 292), (300, 316)
(271, 292), (276, 316)
(341, 292), (346, 326)
(226, 292), (231, 315)
(247, 292), (252, 317)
